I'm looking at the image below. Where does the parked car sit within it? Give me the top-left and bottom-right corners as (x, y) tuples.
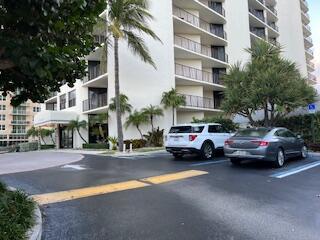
(165, 123), (232, 159)
(224, 127), (307, 168)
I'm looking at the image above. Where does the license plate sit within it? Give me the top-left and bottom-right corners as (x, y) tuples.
(235, 150), (248, 156)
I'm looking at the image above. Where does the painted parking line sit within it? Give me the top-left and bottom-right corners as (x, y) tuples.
(32, 170), (208, 205)
(189, 160), (229, 167)
(270, 161), (320, 179)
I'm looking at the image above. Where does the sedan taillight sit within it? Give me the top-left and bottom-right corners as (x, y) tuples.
(224, 139), (234, 146)
(251, 140), (269, 146)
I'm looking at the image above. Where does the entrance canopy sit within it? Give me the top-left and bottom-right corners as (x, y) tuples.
(34, 111), (78, 127)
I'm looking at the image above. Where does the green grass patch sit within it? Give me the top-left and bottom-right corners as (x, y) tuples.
(0, 182), (35, 240)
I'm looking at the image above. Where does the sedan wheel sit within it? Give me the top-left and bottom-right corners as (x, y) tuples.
(201, 142), (214, 160)
(274, 149), (285, 168)
(301, 146), (308, 159)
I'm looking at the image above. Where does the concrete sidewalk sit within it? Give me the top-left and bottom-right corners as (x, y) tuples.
(0, 151), (83, 175)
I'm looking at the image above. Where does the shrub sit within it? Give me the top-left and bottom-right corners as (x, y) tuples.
(143, 127), (164, 147)
(41, 144), (55, 150)
(192, 116), (238, 132)
(83, 143), (109, 149)
(274, 113), (320, 143)
(124, 139), (147, 149)
(0, 182), (35, 240)
(18, 142), (38, 152)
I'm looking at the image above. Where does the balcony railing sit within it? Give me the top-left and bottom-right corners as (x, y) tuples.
(12, 110), (28, 115)
(11, 120), (30, 125)
(267, 22), (278, 32)
(266, 5), (277, 16)
(83, 93), (108, 112)
(306, 49), (314, 56)
(250, 27), (266, 39)
(304, 24), (311, 32)
(179, 94), (216, 110)
(300, 0), (309, 9)
(305, 36), (313, 44)
(175, 63), (224, 85)
(174, 35), (228, 63)
(207, 2), (225, 16)
(93, 34), (105, 45)
(249, 8), (265, 22)
(307, 61), (315, 69)
(173, 6), (227, 40)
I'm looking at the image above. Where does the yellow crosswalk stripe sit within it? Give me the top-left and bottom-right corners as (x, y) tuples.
(32, 170), (208, 205)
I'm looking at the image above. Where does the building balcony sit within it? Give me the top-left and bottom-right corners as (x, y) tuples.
(308, 73), (317, 85)
(173, 5), (227, 42)
(11, 120), (30, 125)
(11, 111), (29, 115)
(305, 48), (314, 60)
(174, 35), (228, 68)
(307, 61), (315, 72)
(82, 93), (108, 114)
(175, 63), (225, 89)
(300, 0), (309, 12)
(172, 0), (226, 24)
(302, 24), (312, 37)
(301, 11), (310, 24)
(178, 94), (222, 112)
(11, 131), (27, 134)
(45, 92), (58, 103)
(304, 36), (313, 49)
(250, 27), (266, 40)
(83, 64), (108, 88)
(249, 8), (265, 23)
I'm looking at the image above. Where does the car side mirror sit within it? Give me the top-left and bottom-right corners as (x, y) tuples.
(297, 134), (302, 139)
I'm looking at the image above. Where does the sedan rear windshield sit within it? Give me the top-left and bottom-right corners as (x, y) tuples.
(235, 128), (270, 138)
(169, 126), (204, 134)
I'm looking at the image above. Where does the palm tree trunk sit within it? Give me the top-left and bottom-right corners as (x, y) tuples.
(136, 125), (144, 140)
(40, 135), (46, 145)
(77, 128), (88, 144)
(150, 115), (154, 131)
(114, 37), (124, 151)
(98, 124), (105, 141)
(172, 107), (175, 125)
(50, 134), (55, 144)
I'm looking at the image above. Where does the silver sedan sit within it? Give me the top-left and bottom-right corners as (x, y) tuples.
(224, 127), (308, 168)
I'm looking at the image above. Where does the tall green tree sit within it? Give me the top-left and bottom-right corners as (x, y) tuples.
(109, 94), (132, 115)
(142, 104), (163, 131)
(161, 88), (186, 125)
(67, 118), (88, 144)
(125, 110), (148, 139)
(107, 0), (161, 151)
(222, 40), (316, 127)
(0, 0), (106, 106)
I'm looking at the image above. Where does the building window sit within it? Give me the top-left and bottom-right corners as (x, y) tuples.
(68, 90), (76, 107)
(46, 102), (57, 111)
(0, 95), (6, 101)
(0, 115), (5, 121)
(33, 106), (41, 112)
(0, 134), (7, 140)
(12, 125), (26, 134)
(0, 125), (5, 131)
(12, 106), (26, 114)
(0, 105), (6, 110)
(60, 94), (66, 110)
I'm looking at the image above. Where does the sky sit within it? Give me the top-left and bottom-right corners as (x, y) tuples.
(309, 0), (320, 81)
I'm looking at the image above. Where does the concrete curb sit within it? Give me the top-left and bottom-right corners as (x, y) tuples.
(27, 203), (42, 240)
(8, 187), (42, 240)
(112, 149), (166, 157)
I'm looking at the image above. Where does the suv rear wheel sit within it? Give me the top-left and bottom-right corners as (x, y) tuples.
(200, 142), (214, 160)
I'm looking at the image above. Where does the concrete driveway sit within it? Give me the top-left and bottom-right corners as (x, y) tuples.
(0, 151), (83, 175)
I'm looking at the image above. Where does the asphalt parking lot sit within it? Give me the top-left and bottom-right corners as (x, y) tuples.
(1, 151), (320, 240)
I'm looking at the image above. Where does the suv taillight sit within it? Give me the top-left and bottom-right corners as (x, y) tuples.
(189, 135), (197, 141)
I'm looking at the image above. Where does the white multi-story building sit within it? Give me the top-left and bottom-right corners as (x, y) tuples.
(34, 0), (315, 148)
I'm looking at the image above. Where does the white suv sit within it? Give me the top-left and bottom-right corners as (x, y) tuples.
(165, 123), (232, 159)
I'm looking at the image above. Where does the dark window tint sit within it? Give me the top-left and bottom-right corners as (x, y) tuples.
(169, 126), (204, 134)
(208, 125), (223, 133)
(235, 128), (270, 137)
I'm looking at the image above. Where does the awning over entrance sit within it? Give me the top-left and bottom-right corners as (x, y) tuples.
(34, 111), (79, 127)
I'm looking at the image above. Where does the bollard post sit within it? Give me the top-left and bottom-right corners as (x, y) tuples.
(129, 143), (133, 153)
(123, 144), (126, 153)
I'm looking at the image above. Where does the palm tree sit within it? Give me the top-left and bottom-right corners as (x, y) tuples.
(47, 128), (56, 144)
(142, 104), (163, 131)
(161, 88), (186, 125)
(67, 118), (88, 144)
(27, 127), (48, 145)
(107, 0), (161, 151)
(109, 94), (132, 115)
(125, 110), (148, 139)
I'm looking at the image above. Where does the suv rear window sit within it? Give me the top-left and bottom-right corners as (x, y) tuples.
(169, 126), (204, 134)
(235, 128), (270, 138)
